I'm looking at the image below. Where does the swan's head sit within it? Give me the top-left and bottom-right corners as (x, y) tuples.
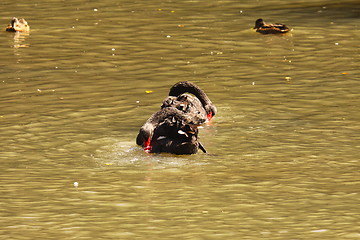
(205, 104), (217, 121)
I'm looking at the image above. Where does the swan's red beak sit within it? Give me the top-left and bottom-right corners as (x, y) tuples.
(144, 137), (152, 153)
(207, 112), (213, 121)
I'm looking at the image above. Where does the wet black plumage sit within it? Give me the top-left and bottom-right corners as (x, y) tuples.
(136, 81), (216, 154)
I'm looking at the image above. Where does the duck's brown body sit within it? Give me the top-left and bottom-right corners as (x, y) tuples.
(136, 81), (216, 154)
(254, 18), (289, 34)
(6, 17), (30, 32)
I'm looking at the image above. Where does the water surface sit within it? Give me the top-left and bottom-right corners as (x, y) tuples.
(1, 0), (359, 239)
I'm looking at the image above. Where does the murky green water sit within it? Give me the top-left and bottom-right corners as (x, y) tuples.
(1, 0), (359, 239)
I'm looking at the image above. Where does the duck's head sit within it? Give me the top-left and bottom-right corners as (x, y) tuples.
(254, 19), (265, 29)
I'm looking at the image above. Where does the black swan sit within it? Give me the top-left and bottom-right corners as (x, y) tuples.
(136, 81), (217, 154)
(254, 19), (289, 34)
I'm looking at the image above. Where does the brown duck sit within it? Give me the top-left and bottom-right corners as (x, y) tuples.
(254, 18), (289, 34)
(6, 17), (30, 32)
